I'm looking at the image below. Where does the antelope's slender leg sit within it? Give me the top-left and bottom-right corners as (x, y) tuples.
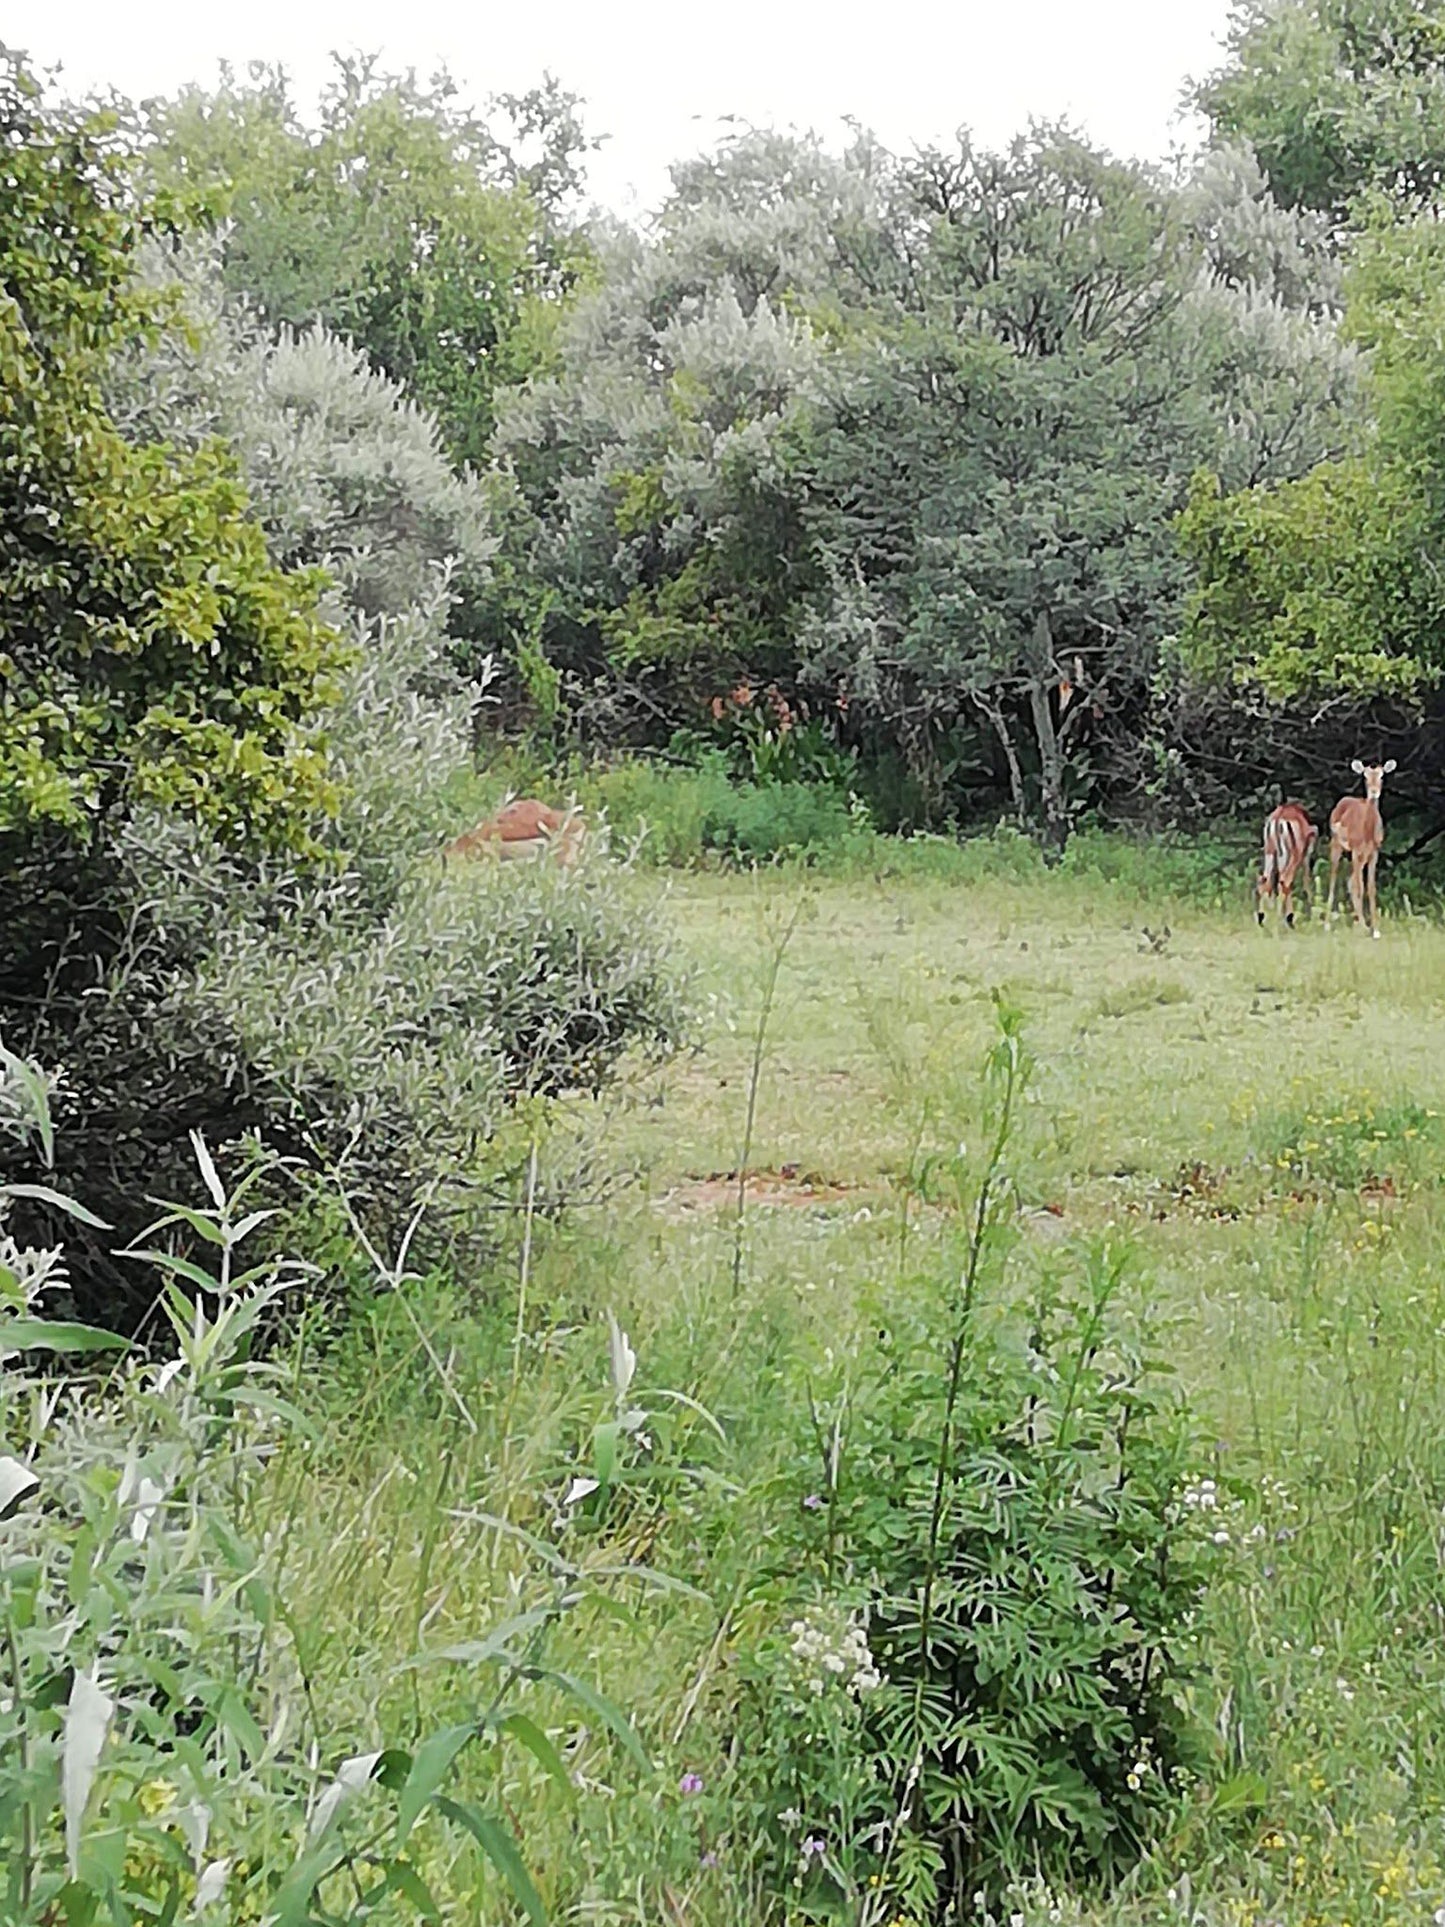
(1326, 840), (1343, 926)
(1348, 853), (1365, 928)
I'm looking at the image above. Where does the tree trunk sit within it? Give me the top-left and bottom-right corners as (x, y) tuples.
(974, 696), (1027, 824)
(1026, 612), (1069, 853)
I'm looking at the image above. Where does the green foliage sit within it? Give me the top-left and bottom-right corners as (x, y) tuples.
(108, 255), (496, 622)
(137, 59), (594, 464)
(1252, 1093), (1444, 1192)
(797, 133), (1210, 845)
(734, 1023), (1212, 1917)
(587, 756), (864, 865)
(0, 1080), (653, 1926)
(1345, 209), (1445, 498)
(0, 56), (346, 852)
(1176, 462), (1442, 697)
(0, 180), (687, 1332)
(179, 847), (689, 1214)
(1198, 0), (1445, 220)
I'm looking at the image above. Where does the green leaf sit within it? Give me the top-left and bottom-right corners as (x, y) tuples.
(124, 1249), (221, 1293)
(591, 1420), (619, 1488)
(387, 1860), (443, 1920)
(212, 1685), (266, 1763)
(0, 1183), (111, 1228)
(405, 1606), (556, 1669)
(51, 1880), (99, 1927)
(373, 1746), (413, 1792)
(225, 1384), (314, 1438)
(0, 1318), (126, 1357)
(269, 1842), (342, 1927)
(436, 1797), (547, 1927)
(648, 1386), (727, 1439)
(496, 1713), (574, 1799)
(532, 1667), (650, 1774)
(1211, 1770), (1270, 1816)
(67, 1525), (98, 1609)
(396, 1723), (477, 1843)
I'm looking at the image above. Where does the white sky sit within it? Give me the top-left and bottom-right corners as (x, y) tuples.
(24, 0), (1238, 216)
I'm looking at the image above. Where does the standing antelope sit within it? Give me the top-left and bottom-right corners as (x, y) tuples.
(442, 798), (585, 869)
(1325, 758), (1396, 939)
(1256, 802), (1318, 928)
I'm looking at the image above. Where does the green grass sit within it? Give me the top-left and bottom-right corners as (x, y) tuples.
(264, 860), (1445, 1926)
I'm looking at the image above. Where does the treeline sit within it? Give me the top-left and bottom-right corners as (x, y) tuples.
(31, 6), (1445, 845)
(186, 17), (1445, 831)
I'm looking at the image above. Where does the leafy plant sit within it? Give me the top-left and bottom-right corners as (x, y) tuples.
(736, 1009), (1215, 1919)
(0, 53), (346, 854)
(0, 1057), (655, 1924)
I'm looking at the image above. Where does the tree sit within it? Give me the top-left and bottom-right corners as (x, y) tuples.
(794, 133), (1204, 846)
(1177, 210), (1445, 702)
(478, 141), (872, 739)
(108, 238), (496, 623)
(136, 59), (596, 466)
(1177, 462), (1440, 698)
(1198, 0), (1445, 221)
(0, 55), (344, 858)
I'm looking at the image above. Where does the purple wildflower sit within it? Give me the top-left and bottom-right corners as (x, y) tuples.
(802, 1493), (825, 1510)
(802, 1836), (826, 1858)
(679, 1772), (705, 1796)
(700, 1850), (720, 1870)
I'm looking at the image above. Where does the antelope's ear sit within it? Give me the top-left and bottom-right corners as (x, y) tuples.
(1384, 758), (1397, 774)
(1351, 758), (1364, 774)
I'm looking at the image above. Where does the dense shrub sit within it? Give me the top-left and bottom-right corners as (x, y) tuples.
(2, 230), (688, 1331)
(174, 847), (688, 1216)
(108, 247), (496, 623)
(588, 756), (866, 864)
(731, 1028), (1213, 1918)
(0, 58), (345, 854)
(0, 1074), (640, 1926)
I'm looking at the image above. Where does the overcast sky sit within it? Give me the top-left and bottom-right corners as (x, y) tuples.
(24, 0), (1239, 216)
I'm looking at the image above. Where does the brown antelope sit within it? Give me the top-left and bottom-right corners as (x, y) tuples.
(1325, 758), (1396, 939)
(1256, 802), (1318, 928)
(442, 798), (584, 869)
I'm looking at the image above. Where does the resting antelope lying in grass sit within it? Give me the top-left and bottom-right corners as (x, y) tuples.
(442, 798), (585, 869)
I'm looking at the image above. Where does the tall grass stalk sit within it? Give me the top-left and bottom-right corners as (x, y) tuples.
(731, 894), (805, 1297)
(865, 1003), (1030, 1926)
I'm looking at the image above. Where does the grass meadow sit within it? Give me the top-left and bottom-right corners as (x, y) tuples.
(169, 855), (1445, 1926)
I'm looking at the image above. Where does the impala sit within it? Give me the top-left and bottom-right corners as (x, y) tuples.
(442, 798), (584, 868)
(1325, 759), (1396, 938)
(1256, 802), (1318, 928)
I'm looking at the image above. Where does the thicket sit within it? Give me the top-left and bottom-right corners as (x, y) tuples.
(0, 62), (686, 1333)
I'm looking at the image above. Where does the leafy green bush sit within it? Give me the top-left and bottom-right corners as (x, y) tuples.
(0, 57), (345, 855)
(732, 1018), (1214, 1918)
(180, 848), (689, 1215)
(109, 247), (497, 624)
(700, 777), (862, 862)
(0, 1072), (652, 1925)
(588, 756), (865, 865)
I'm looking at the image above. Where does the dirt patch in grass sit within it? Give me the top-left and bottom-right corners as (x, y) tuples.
(659, 1164), (863, 1215)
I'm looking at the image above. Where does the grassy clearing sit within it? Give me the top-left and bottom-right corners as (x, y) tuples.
(257, 864), (1445, 1925)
